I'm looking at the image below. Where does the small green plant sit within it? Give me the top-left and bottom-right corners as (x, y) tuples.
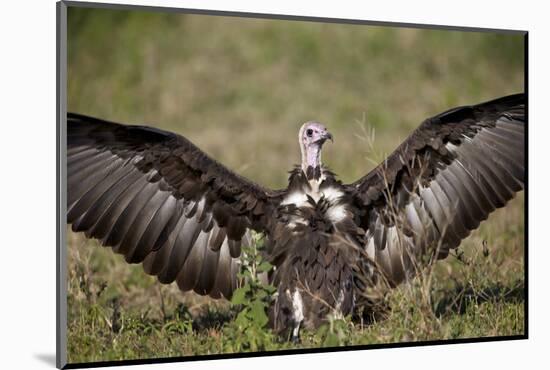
(161, 304), (194, 335)
(314, 315), (354, 347)
(222, 233), (278, 352)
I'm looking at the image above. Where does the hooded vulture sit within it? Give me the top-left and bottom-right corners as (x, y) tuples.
(67, 93), (525, 339)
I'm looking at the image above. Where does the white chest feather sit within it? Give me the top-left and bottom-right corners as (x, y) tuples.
(281, 184), (349, 225)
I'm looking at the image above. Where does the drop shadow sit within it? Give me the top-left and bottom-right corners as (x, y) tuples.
(34, 353), (57, 367)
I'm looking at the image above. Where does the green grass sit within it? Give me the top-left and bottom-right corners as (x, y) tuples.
(66, 6), (525, 364)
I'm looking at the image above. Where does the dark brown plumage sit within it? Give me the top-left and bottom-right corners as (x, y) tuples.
(68, 113), (281, 298)
(67, 93), (525, 339)
(347, 93), (525, 287)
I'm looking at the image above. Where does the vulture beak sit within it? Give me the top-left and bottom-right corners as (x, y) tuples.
(323, 131), (334, 143)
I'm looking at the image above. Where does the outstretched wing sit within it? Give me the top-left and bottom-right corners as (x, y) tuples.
(67, 113), (281, 298)
(347, 94), (525, 286)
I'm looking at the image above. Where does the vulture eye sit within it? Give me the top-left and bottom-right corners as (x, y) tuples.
(306, 129), (313, 137)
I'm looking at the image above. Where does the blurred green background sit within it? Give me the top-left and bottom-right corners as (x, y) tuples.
(66, 6), (525, 363)
(68, 7), (524, 187)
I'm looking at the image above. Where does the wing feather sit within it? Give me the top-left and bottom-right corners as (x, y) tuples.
(177, 230), (210, 292)
(349, 94), (525, 285)
(120, 191), (171, 262)
(71, 162), (138, 232)
(67, 113), (281, 299)
(132, 195), (178, 261)
(143, 214), (187, 276)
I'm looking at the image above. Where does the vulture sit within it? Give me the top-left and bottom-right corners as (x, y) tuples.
(67, 93), (525, 340)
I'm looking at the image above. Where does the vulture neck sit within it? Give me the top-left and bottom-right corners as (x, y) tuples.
(301, 143), (323, 181)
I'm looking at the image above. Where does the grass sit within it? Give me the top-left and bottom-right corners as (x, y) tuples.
(67, 195), (524, 363)
(66, 6), (525, 364)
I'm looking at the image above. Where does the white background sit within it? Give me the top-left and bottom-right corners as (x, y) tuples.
(1, 0), (548, 369)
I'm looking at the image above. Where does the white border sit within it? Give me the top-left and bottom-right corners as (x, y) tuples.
(2, 0), (548, 369)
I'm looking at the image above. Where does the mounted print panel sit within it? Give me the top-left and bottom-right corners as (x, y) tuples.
(57, 1), (526, 368)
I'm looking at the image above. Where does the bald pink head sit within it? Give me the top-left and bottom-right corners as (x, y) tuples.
(298, 121), (333, 174)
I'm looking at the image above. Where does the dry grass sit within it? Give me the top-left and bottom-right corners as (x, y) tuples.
(66, 6), (525, 364)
